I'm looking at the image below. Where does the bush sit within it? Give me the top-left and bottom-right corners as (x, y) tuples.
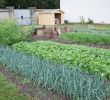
(87, 18), (94, 24)
(64, 20), (69, 24)
(0, 20), (32, 46)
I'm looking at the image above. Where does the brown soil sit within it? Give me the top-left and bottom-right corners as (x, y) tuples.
(0, 65), (71, 100)
(53, 38), (110, 49)
(32, 34), (110, 49)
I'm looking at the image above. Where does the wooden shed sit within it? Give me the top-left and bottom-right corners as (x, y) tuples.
(36, 9), (64, 25)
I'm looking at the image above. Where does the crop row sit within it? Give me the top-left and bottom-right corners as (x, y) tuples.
(73, 28), (110, 34)
(13, 41), (110, 79)
(0, 46), (110, 99)
(60, 32), (110, 44)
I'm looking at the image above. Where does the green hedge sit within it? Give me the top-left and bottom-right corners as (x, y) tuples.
(0, 46), (110, 99)
(13, 41), (110, 79)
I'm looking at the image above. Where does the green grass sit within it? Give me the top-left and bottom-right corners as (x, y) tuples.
(13, 41), (110, 78)
(0, 74), (31, 100)
(60, 32), (110, 44)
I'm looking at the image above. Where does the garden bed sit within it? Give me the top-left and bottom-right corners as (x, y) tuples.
(13, 41), (110, 79)
(0, 46), (110, 99)
(0, 65), (69, 100)
(60, 32), (110, 45)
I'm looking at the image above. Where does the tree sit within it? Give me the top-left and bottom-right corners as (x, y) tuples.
(0, 0), (5, 8)
(4, 0), (60, 9)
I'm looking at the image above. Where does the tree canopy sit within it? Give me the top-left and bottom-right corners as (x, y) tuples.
(0, 0), (6, 8)
(0, 0), (60, 9)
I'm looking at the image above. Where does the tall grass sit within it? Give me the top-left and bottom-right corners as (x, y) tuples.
(0, 46), (110, 100)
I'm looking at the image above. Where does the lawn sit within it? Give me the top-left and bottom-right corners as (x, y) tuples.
(0, 74), (31, 100)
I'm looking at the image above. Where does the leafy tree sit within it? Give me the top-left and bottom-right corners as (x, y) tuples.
(0, 0), (5, 8)
(4, 0), (60, 9)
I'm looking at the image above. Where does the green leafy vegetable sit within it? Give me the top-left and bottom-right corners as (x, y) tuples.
(13, 41), (110, 78)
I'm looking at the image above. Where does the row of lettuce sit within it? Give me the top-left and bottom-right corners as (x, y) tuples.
(0, 46), (110, 100)
(13, 41), (110, 79)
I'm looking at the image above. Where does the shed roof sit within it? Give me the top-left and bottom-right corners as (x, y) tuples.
(36, 9), (64, 14)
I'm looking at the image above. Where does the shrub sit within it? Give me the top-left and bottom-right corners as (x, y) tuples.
(64, 20), (69, 24)
(0, 20), (32, 46)
(87, 18), (94, 24)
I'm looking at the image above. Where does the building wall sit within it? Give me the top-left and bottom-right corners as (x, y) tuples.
(0, 7), (36, 25)
(0, 11), (10, 20)
(38, 13), (55, 25)
(60, 0), (110, 24)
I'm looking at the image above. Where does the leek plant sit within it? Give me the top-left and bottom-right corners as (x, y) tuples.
(0, 47), (110, 100)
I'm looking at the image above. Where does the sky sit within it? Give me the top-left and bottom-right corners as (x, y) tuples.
(60, 0), (110, 23)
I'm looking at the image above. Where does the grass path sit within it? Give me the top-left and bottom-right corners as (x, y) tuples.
(0, 73), (32, 100)
(0, 65), (69, 100)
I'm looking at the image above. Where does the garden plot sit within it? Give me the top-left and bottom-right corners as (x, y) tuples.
(60, 32), (110, 44)
(13, 41), (110, 79)
(0, 46), (110, 100)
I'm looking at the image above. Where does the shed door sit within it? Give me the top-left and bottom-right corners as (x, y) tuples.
(14, 9), (31, 25)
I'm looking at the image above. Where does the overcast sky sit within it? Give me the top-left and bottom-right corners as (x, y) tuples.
(60, 0), (110, 23)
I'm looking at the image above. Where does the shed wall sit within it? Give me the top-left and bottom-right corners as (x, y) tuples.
(0, 12), (10, 20)
(38, 13), (55, 25)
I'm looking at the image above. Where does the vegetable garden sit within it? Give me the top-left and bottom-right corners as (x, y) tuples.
(0, 46), (110, 100)
(60, 32), (110, 44)
(0, 20), (110, 100)
(13, 41), (110, 79)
